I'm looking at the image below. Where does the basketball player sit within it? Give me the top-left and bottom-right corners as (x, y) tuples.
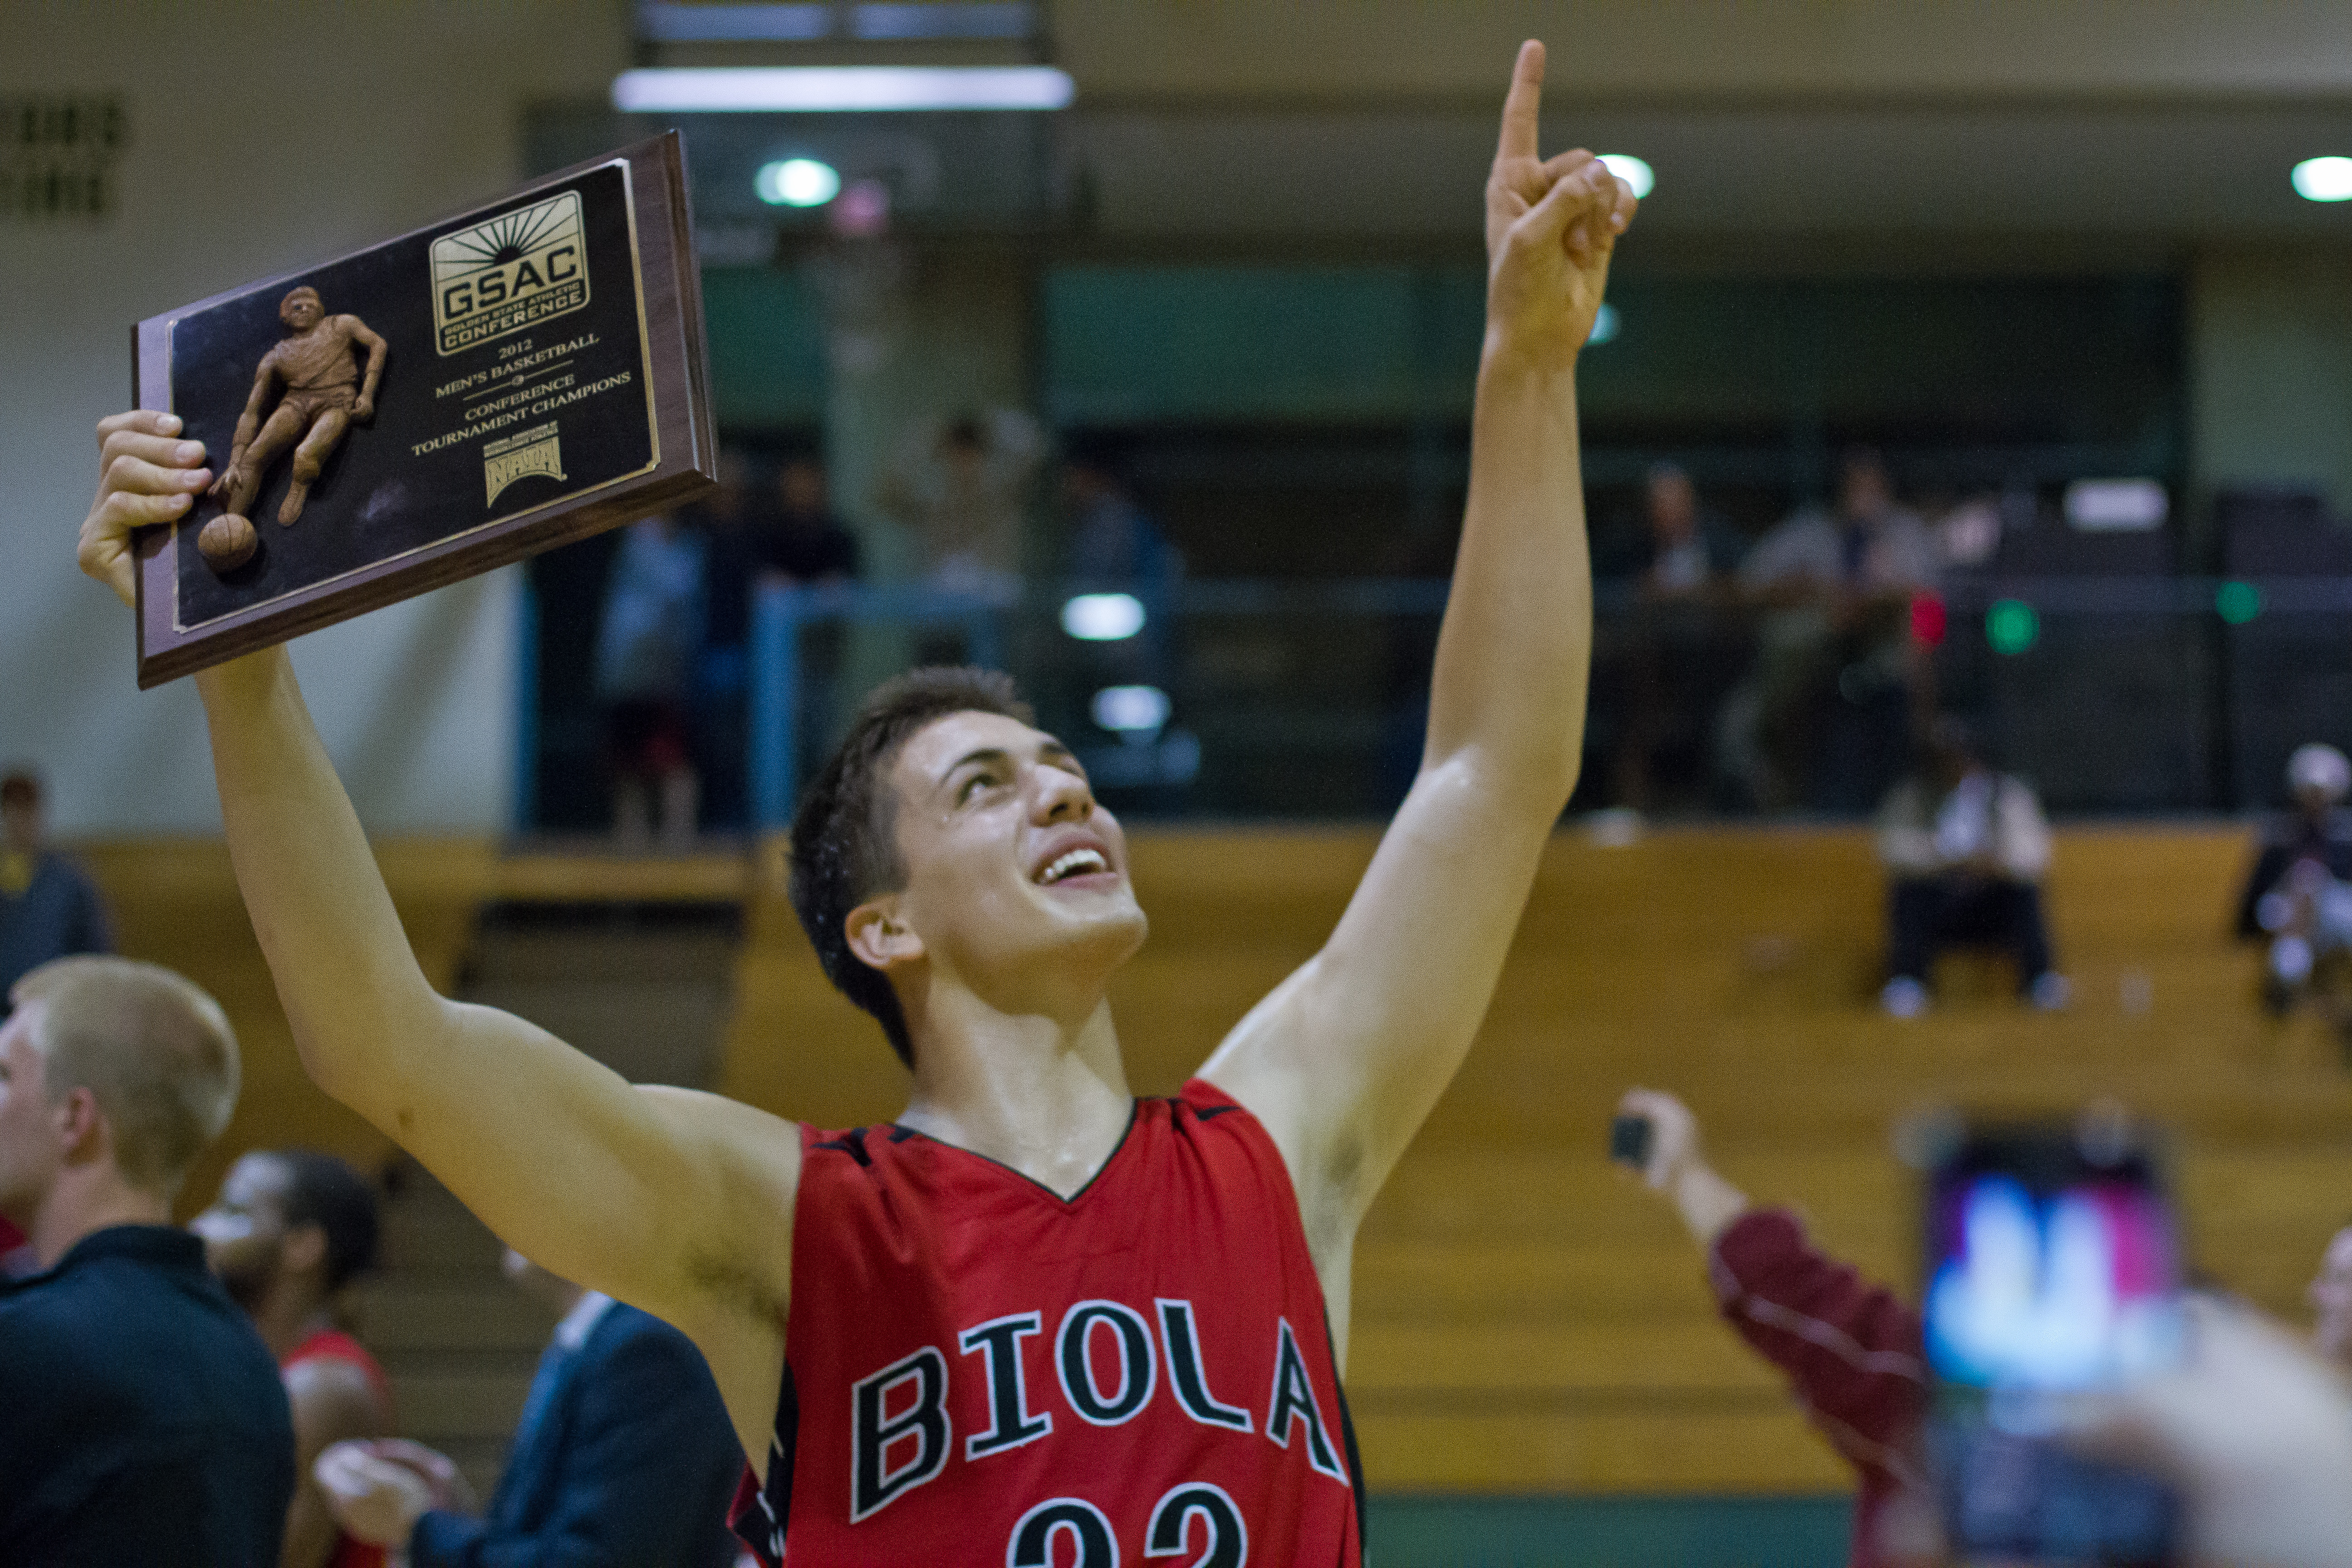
(211, 284), (386, 527)
(78, 42), (1632, 1564)
(195, 1148), (394, 1568)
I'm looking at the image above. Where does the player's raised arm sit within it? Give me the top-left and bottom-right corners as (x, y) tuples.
(1203, 41), (1634, 1259)
(76, 413), (799, 1454)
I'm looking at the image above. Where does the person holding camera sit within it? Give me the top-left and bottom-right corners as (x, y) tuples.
(1614, 1088), (1927, 1568)
(1618, 1088), (2352, 1568)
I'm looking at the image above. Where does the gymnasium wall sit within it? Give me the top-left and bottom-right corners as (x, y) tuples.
(0, 3), (625, 835)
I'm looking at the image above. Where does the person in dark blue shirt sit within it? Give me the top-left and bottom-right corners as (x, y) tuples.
(317, 1247), (742, 1568)
(0, 955), (294, 1566)
(0, 770), (112, 1003)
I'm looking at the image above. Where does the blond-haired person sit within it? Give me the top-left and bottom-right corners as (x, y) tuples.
(0, 956), (294, 1566)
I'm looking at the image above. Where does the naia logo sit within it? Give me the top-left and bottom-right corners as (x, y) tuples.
(429, 190), (588, 356)
(848, 1300), (1347, 1523)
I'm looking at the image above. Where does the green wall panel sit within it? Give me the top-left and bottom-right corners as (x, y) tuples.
(701, 266), (827, 427)
(1042, 264), (2179, 473)
(1046, 265), (1485, 425)
(1366, 1494), (1852, 1568)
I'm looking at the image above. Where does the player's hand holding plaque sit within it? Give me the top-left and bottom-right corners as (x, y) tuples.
(124, 133), (715, 686)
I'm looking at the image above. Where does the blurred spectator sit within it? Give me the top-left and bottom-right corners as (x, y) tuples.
(1932, 492), (2004, 571)
(0, 769), (111, 1004)
(593, 515), (706, 852)
(1064, 453), (1180, 591)
(2236, 745), (2352, 1026)
(690, 449), (760, 662)
(756, 456), (864, 799)
(682, 451), (759, 832)
(316, 1247), (740, 1568)
(761, 456), (862, 590)
(2238, 746), (2352, 925)
(1064, 451), (1181, 662)
(2251, 859), (2352, 1034)
(1597, 462), (1745, 595)
(1613, 1088), (1924, 1568)
(1723, 450), (1940, 810)
(876, 408), (1043, 601)
(196, 1149), (392, 1568)
(1601, 464), (1745, 812)
(1876, 719), (2066, 1017)
(0, 957), (293, 1563)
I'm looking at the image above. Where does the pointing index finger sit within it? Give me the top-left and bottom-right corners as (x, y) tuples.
(1495, 39), (1545, 164)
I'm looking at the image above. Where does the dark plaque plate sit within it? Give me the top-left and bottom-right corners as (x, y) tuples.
(131, 132), (715, 687)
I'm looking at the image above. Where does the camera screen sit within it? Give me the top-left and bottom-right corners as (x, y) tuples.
(1927, 1172), (2182, 1392)
(1923, 1141), (2183, 1564)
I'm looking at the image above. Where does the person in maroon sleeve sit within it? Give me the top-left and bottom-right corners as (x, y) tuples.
(1615, 1088), (1929, 1568)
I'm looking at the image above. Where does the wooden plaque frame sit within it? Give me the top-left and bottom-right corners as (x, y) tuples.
(131, 132), (715, 687)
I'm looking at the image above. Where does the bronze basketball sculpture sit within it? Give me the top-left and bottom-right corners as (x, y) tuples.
(200, 286), (386, 571)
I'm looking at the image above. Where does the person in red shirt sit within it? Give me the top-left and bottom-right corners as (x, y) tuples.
(77, 40), (1634, 1563)
(195, 1148), (393, 1568)
(0, 1210), (29, 1277)
(1615, 1088), (1928, 1568)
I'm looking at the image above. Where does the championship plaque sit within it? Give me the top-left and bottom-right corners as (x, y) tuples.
(130, 132), (715, 687)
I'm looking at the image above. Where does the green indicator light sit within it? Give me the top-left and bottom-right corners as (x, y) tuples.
(2216, 580), (2263, 625)
(1986, 598), (2040, 656)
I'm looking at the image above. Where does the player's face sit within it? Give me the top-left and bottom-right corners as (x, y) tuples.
(282, 294), (322, 330)
(191, 1152), (294, 1308)
(0, 1007), (64, 1225)
(883, 710), (1147, 992)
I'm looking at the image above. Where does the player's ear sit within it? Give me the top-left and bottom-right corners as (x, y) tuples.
(284, 1220), (329, 1278)
(845, 897), (923, 972)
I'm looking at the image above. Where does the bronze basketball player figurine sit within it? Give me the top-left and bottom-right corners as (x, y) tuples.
(198, 285), (387, 571)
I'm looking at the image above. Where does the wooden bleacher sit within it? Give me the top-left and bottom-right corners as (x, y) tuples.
(76, 825), (2352, 1497)
(718, 824), (2352, 1494)
(77, 838), (495, 1215)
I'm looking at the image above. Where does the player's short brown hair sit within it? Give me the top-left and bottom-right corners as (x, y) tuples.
(788, 668), (1033, 1068)
(14, 956), (240, 1197)
(279, 285), (321, 318)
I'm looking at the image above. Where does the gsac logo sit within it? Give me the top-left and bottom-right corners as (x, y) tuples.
(428, 190), (589, 356)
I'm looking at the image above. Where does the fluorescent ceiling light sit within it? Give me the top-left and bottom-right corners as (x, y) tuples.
(853, 2), (1031, 39)
(612, 65), (1074, 113)
(2064, 479), (2167, 532)
(638, 3), (830, 42)
(1599, 154), (1654, 199)
(1093, 685), (1171, 735)
(1062, 593), (1146, 641)
(635, 1), (1031, 41)
(2292, 156), (2352, 202)
(756, 157), (840, 206)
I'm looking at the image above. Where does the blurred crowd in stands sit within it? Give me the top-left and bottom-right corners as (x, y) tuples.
(578, 412), (1181, 847)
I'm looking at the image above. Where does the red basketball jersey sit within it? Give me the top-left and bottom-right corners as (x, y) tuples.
(281, 1328), (393, 1568)
(730, 1078), (1364, 1566)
